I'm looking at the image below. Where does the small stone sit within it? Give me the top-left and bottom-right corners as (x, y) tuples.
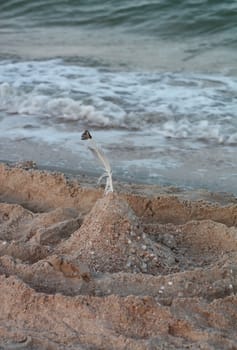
(168, 281), (173, 286)
(142, 245), (147, 250)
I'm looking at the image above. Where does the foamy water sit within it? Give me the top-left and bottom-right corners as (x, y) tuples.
(1, 59), (237, 144)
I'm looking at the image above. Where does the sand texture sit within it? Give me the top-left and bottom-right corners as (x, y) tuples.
(0, 163), (237, 350)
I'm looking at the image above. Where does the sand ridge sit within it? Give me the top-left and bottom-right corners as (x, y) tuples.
(0, 163), (236, 349)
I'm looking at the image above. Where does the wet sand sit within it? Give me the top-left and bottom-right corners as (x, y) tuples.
(0, 162), (236, 349)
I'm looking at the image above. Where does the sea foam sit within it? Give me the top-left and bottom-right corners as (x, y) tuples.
(0, 59), (237, 146)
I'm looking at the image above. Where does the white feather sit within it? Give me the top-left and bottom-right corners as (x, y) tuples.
(84, 136), (113, 194)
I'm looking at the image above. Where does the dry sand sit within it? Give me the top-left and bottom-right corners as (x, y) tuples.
(0, 162), (236, 350)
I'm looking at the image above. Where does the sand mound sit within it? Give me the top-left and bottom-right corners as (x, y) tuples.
(0, 163), (237, 349)
(60, 193), (176, 274)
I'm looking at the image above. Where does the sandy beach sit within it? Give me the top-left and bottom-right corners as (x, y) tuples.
(0, 161), (236, 349)
(1, 1), (237, 348)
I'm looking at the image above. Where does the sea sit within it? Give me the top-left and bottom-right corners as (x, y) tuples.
(0, 0), (237, 194)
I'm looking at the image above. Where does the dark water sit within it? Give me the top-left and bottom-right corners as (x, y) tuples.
(0, 0), (237, 193)
(1, 0), (237, 42)
(1, 0), (237, 71)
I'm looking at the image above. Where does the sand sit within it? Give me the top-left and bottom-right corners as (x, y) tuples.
(0, 162), (236, 350)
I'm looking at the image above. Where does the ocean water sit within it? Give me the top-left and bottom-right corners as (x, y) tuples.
(0, 0), (237, 193)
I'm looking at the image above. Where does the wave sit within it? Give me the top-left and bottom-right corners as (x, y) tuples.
(0, 59), (237, 145)
(0, 0), (236, 44)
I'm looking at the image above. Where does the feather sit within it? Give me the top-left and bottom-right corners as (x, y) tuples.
(81, 130), (113, 194)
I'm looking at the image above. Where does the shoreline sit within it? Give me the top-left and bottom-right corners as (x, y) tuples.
(1, 128), (237, 196)
(1, 159), (237, 205)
